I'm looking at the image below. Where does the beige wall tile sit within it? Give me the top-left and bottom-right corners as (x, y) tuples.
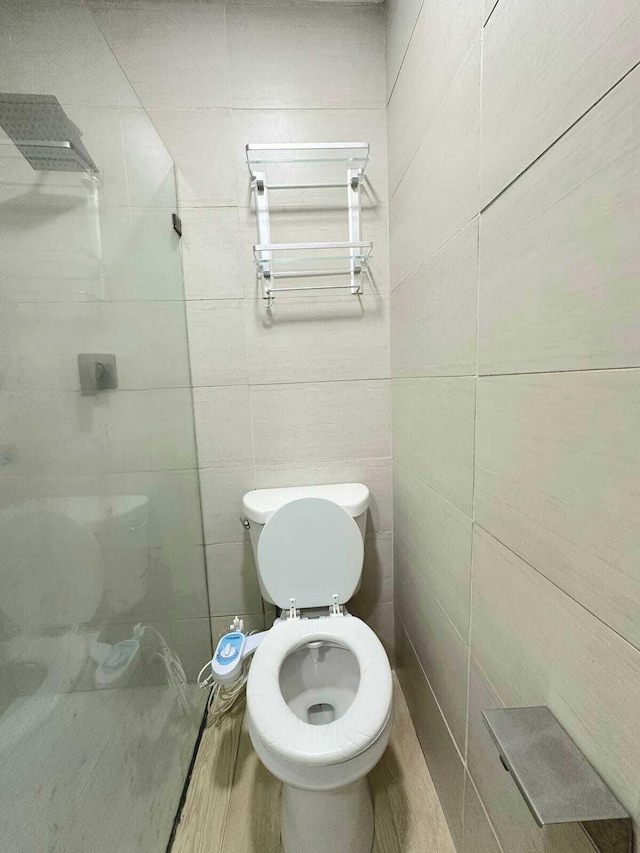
(395, 543), (468, 753)
(2, 301), (191, 392)
(393, 377), (475, 515)
(394, 461), (472, 639)
(479, 67), (640, 375)
(387, 0), (481, 195)
(149, 109), (235, 207)
(466, 660), (593, 853)
(210, 612), (265, 645)
(481, 0), (640, 205)
(192, 385), (253, 468)
(186, 300), (248, 388)
(461, 773), (502, 853)
(357, 599), (395, 662)
(180, 208), (251, 301)
(104, 469), (204, 549)
(226, 4), (385, 109)
(385, 0), (424, 97)
(351, 532), (394, 611)
(250, 379), (391, 465)
(471, 527), (640, 834)
(475, 371), (640, 651)
(206, 540), (263, 618)
(392, 218), (478, 377)
(254, 456), (392, 536)
(244, 294), (389, 386)
(93, 2), (231, 111)
(396, 622), (465, 848)
(200, 466), (255, 545)
(389, 43), (480, 288)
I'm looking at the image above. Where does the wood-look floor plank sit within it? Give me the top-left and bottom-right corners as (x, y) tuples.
(219, 708), (282, 853)
(174, 674), (456, 853)
(172, 700), (244, 853)
(370, 675), (457, 853)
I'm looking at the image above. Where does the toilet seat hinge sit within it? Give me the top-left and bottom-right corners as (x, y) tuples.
(329, 594), (342, 617)
(288, 597), (300, 620)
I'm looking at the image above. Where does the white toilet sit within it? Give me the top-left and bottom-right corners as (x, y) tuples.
(241, 484), (393, 853)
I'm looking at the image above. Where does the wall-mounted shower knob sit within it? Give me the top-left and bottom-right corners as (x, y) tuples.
(78, 353), (118, 396)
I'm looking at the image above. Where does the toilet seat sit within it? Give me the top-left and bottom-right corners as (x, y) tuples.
(247, 615), (392, 767)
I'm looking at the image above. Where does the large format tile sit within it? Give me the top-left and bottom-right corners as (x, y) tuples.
(226, 4), (385, 109)
(466, 659), (593, 853)
(387, 0), (481, 195)
(479, 66), (640, 374)
(395, 542), (468, 753)
(205, 540), (263, 618)
(392, 377), (475, 515)
(471, 527), (640, 835)
(92, 1), (231, 111)
(461, 773), (501, 853)
(180, 207), (251, 301)
(250, 379), (391, 465)
(244, 294), (389, 386)
(392, 218), (478, 377)
(192, 385), (253, 468)
(395, 623), (465, 848)
(394, 461), (472, 639)
(481, 0), (640, 205)
(186, 300), (248, 387)
(149, 109), (235, 207)
(475, 371), (640, 651)
(254, 456), (392, 536)
(389, 42), (480, 288)
(2, 302), (191, 392)
(200, 465), (255, 545)
(385, 0), (424, 97)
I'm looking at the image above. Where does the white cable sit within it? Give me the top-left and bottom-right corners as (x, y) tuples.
(134, 623), (191, 716)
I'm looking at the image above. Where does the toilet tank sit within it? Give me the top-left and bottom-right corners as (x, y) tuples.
(241, 483), (370, 605)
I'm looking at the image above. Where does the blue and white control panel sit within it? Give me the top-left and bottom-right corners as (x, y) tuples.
(211, 631), (246, 684)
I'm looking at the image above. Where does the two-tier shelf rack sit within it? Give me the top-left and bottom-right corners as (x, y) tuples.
(246, 142), (373, 308)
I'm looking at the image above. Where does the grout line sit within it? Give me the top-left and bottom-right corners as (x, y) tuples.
(385, 0), (427, 107)
(474, 522), (640, 660)
(480, 58), (640, 214)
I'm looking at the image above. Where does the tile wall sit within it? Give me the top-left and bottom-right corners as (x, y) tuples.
(90, 1), (393, 653)
(387, 0), (640, 850)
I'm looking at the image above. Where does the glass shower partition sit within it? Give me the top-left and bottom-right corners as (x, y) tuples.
(0, 1), (210, 850)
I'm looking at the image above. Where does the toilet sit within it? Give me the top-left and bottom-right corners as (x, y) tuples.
(241, 484), (393, 853)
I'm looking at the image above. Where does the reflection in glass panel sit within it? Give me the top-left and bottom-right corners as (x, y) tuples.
(0, 2), (209, 851)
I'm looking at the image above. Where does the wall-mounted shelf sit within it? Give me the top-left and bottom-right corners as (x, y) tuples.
(483, 706), (633, 853)
(247, 142), (372, 308)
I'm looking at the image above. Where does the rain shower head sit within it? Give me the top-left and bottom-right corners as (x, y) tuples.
(0, 93), (98, 174)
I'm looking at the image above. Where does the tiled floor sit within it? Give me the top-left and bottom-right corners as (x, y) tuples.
(172, 673), (456, 853)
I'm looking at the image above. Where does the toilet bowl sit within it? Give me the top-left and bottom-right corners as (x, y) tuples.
(242, 485), (393, 853)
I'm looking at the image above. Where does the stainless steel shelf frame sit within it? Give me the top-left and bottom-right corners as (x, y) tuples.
(246, 142), (372, 308)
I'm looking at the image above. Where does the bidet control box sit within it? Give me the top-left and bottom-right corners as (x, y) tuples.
(211, 632), (245, 685)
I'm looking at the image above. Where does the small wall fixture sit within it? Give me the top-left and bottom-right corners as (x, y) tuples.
(483, 706), (633, 853)
(78, 354), (118, 396)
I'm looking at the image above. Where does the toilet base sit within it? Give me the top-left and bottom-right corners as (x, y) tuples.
(281, 777), (374, 853)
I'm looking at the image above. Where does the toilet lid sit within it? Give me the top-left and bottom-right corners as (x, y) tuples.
(257, 497), (364, 609)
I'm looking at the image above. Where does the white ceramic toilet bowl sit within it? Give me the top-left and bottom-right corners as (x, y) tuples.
(247, 614), (393, 853)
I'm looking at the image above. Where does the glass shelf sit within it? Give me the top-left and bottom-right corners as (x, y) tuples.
(253, 241), (373, 277)
(246, 142), (370, 186)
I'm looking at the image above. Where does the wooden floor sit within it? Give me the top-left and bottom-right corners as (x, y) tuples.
(172, 674), (456, 853)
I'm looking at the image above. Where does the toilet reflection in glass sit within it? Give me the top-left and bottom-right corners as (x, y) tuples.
(241, 484), (393, 853)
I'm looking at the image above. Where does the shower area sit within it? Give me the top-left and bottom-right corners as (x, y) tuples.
(0, 1), (210, 850)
